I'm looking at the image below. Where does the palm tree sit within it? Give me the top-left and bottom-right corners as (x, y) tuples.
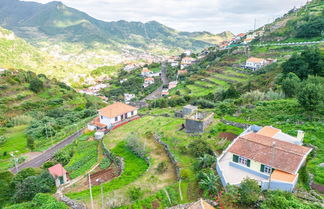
(197, 154), (215, 169)
(199, 172), (220, 195)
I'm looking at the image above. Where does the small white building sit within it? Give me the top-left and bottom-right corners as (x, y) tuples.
(124, 93), (135, 102)
(143, 77), (154, 88)
(0, 68), (6, 74)
(168, 81), (178, 90)
(245, 57), (268, 70)
(97, 102), (138, 129)
(48, 164), (68, 187)
(184, 50), (192, 56)
(141, 68), (152, 77)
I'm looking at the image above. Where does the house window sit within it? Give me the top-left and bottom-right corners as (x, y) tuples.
(260, 164), (273, 174)
(233, 154), (250, 167)
(115, 117), (118, 122)
(100, 116), (103, 120)
(131, 111), (134, 116)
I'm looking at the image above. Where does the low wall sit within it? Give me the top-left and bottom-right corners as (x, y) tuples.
(56, 192), (86, 209)
(220, 119), (250, 129)
(153, 132), (181, 180)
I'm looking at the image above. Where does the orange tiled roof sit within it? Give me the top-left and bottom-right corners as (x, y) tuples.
(48, 164), (66, 178)
(141, 68), (151, 72)
(145, 77), (154, 81)
(99, 102), (137, 118)
(271, 170), (297, 183)
(228, 132), (312, 174)
(247, 57), (266, 63)
(92, 117), (107, 128)
(188, 199), (215, 209)
(257, 126), (281, 137)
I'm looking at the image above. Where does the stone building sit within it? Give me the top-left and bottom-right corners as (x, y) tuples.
(185, 111), (214, 133)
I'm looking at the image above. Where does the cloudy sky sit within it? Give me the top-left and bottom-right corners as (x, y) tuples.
(24, 0), (308, 34)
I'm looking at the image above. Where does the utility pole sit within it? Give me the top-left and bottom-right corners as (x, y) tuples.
(10, 151), (18, 173)
(178, 179), (183, 201)
(88, 174), (94, 209)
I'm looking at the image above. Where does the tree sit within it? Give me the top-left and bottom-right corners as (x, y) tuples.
(297, 76), (324, 111)
(282, 54), (309, 79)
(198, 171), (220, 196)
(128, 187), (144, 201)
(12, 172), (55, 203)
(29, 78), (43, 93)
(196, 154), (216, 170)
(301, 47), (324, 77)
(281, 72), (301, 97)
(261, 190), (321, 209)
(238, 178), (261, 206)
(0, 171), (14, 208)
(188, 140), (212, 157)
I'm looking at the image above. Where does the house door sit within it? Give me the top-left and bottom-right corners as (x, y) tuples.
(125, 113), (128, 119)
(59, 176), (64, 184)
(121, 115), (124, 120)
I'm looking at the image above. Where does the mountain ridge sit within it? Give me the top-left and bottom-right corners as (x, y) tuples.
(0, 0), (232, 53)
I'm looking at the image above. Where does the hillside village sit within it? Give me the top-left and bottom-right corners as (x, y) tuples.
(0, 0), (323, 209)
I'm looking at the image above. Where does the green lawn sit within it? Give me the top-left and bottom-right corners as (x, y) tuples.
(211, 73), (246, 82)
(0, 125), (29, 170)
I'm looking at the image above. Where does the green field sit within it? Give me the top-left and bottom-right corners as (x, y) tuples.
(0, 125), (29, 170)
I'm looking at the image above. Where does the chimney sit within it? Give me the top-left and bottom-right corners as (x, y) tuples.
(297, 130), (304, 142)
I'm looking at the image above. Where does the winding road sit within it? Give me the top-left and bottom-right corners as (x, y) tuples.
(10, 129), (83, 174)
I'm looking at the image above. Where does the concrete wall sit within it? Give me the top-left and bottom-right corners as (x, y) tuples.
(261, 180), (295, 192)
(216, 161), (228, 187)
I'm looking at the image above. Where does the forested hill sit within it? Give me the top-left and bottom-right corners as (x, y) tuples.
(252, 0), (324, 43)
(0, 0), (231, 53)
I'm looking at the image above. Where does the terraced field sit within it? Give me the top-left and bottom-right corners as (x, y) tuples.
(171, 65), (250, 97)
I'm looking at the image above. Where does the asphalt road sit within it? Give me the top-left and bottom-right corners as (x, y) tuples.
(141, 62), (169, 101)
(10, 129), (83, 174)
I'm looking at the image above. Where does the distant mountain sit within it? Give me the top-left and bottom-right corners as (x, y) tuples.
(182, 31), (235, 44)
(0, 0), (232, 55)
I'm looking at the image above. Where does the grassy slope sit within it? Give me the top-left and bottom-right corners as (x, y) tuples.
(0, 27), (88, 81)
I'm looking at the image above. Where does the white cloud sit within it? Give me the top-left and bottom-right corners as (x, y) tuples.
(23, 0), (308, 34)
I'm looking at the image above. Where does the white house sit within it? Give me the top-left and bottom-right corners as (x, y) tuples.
(141, 68), (152, 77)
(95, 102), (138, 129)
(181, 57), (196, 69)
(245, 57), (268, 70)
(216, 126), (312, 192)
(48, 164), (68, 187)
(168, 81), (178, 90)
(143, 77), (154, 88)
(184, 50), (192, 56)
(0, 68), (6, 74)
(124, 93), (135, 103)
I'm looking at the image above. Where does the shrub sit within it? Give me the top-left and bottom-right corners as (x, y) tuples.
(188, 140), (212, 157)
(0, 136), (7, 145)
(238, 178), (261, 206)
(241, 90), (265, 104)
(156, 161), (168, 174)
(99, 157), (111, 170)
(128, 187), (144, 201)
(29, 78), (43, 93)
(126, 134), (146, 159)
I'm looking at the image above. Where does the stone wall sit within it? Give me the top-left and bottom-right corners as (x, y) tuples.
(153, 132), (181, 180)
(220, 119), (250, 129)
(56, 191), (86, 209)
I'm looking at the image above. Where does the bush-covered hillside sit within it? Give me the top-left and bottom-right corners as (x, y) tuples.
(0, 69), (104, 170)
